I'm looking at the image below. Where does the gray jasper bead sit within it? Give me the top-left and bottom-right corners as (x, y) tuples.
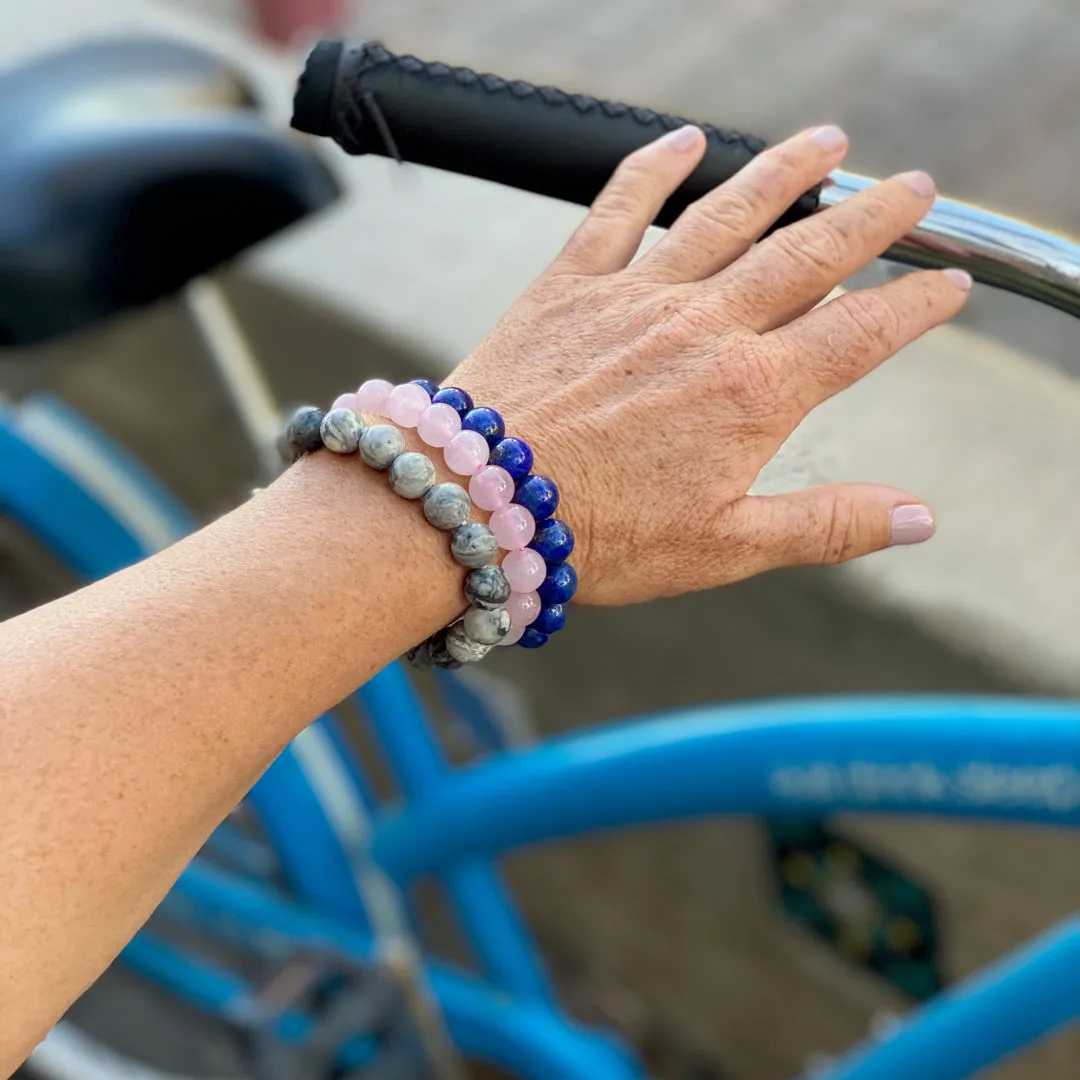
(359, 423), (406, 470)
(451, 522), (499, 569)
(463, 605), (511, 645)
(423, 483), (472, 531)
(406, 628), (462, 670)
(280, 405), (324, 463)
(445, 621), (493, 664)
(389, 452), (436, 499)
(320, 407), (364, 453)
(464, 564), (512, 610)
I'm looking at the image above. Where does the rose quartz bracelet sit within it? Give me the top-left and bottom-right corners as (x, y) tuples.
(279, 377), (576, 666)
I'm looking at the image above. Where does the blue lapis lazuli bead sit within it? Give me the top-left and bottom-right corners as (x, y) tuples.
(514, 474), (560, 521)
(462, 407), (505, 447)
(518, 626), (550, 649)
(537, 561), (577, 606)
(410, 378), (439, 398)
(531, 518), (574, 563)
(490, 437), (533, 480)
(432, 386), (473, 417)
(533, 603), (566, 635)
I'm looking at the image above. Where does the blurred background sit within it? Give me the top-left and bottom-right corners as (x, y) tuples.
(3, 1), (1079, 1079)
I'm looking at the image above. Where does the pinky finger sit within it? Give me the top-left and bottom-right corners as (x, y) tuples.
(769, 267), (973, 411)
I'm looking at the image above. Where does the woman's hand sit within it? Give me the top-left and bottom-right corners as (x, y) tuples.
(450, 124), (969, 607)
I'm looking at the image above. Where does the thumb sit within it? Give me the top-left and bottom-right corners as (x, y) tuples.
(727, 484), (936, 574)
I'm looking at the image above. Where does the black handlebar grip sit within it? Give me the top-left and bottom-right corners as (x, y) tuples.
(291, 40), (820, 230)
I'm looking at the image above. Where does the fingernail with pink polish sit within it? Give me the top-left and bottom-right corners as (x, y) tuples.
(890, 504), (935, 546)
(898, 170), (936, 198)
(662, 124), (702, 151)
(810, 125), (847, 151)
(944, 268), (973, 291)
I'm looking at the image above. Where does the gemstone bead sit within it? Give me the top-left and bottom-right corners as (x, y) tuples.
(462, 407), (505, 448)
(389, 452), (436, 499)
(355, 378), (394, 415)
(464, 564), (512, 610)
(280, 405), (324, 463)
(531, 518), (575, 563)
(444, 430), (490, 475)
(469, 465), (514, 511)
(533, 603), (567, 635)
(498, 626), (525, 647)
(518, 627), (550, 649)
(514, 474), (559, 521)
(432, 386), (473, 417)
(423, 483), (472, 530)
(490, 504), (536, 550)
(359, 423), (406, 470)
(463, 606), (512, 645)
(501, 548), (547, 592)
(451, 522), (499, 568)
(490, 437), (533, 480)
(407, 627), (461, 670)
(537, 561), (578, 606)
(506, 591), (541, 628)
(410, 377), (440, 398)
(386, 383), (432, 428)
(331, 392), (360, 413)
(320, 407), (364, 453)
(445, 622), (493, 664)
(417, 403), (462, 448)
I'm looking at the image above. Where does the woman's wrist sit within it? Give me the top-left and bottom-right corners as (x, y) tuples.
(279, 377), (580, 665)
(263, 449), (466, 680)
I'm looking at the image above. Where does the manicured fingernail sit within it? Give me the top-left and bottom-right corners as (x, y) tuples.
(898, 170), (936, 198)
(810, 125), (847, 151)
(662, 124), (703, 151)
(890, 504), (935, 546)
(944, 267), (973, 291)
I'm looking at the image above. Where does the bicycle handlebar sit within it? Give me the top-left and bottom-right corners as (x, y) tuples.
(290, 39), (818, 231)
(292, 40), (1080, 320)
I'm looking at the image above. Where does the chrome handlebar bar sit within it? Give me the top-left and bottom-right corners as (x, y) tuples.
(823, 172), (1080, 319)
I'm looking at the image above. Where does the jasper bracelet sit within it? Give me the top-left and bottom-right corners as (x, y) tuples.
(279, 378), (577, 668)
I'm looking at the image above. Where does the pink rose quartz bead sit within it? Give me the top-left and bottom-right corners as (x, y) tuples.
(501, 548), (546, 592)
(386, 383), (431, 428)
(417, 403), (462, 448)
(506, 591), (541, 628)
(490, 504), (537, 550)
(469, 465), (514, 511)
(331, 392), (360, 413)
(354, 378), (394, 415)
(498, 625), (525, 647)
(444, 430), (490, 476)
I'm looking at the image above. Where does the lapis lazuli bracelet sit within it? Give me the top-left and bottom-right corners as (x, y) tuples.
(279, 377), (576, 666)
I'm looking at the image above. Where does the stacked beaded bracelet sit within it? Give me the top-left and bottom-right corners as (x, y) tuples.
(279, 377), (577, 668)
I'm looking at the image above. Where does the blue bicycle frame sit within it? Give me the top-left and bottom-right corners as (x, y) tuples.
(5, 389), (1079, 1080)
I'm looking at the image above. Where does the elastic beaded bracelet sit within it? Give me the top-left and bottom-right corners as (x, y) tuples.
(279, 378), (576, 664)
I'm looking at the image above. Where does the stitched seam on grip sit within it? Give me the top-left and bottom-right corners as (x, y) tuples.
(344, 41), (769, 157)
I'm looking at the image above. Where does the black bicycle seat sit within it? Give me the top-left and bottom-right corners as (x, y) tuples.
(0, 37), (340, 347)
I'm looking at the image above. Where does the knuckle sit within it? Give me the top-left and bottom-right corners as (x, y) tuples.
(590, 180), (647, 226)
(838, 292), (904, 354)
(720, 337), (787, 417)
(691, 184), (764, 238)
(771, 223), (850, 275)
(818, 495), (863, 564)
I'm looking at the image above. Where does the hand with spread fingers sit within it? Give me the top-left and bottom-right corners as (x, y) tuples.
(451, 123), (968, 606)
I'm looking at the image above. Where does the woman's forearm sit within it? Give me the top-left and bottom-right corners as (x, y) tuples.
(0, 452), (457, 1070)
